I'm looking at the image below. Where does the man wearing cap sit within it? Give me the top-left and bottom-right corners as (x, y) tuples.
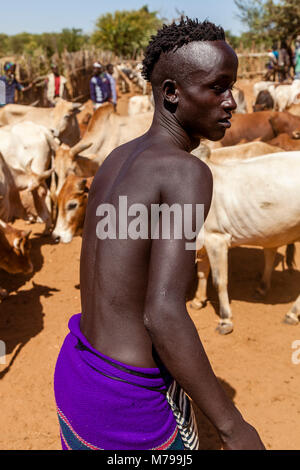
(90, 62), (112, 110)
(106, 64), (118, 112)
(0, 62), (32, 107)
(45, 63), (68, 107)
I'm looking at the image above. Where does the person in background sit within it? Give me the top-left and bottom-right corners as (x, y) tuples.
(265, 44), (278, 81)
(45, 63), (68, 107)
(0, 62), (33, 107)
(106, 63), (117, 112)
(278, 41), (291, 82)
(90, 62), (112, 111)
(294, 37), (300, 80)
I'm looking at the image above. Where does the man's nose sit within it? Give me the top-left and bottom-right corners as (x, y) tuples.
(223, 90), (237, 112)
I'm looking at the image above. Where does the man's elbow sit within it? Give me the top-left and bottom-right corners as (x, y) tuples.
(143, 299), (184, 335)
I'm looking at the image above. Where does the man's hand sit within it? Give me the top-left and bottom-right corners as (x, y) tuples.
(220, 420), (265, 450)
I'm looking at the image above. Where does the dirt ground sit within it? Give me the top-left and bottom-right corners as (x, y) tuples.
(0, 82), (300, 451)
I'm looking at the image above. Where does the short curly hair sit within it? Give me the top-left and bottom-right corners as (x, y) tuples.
(142, 18), (225, 82)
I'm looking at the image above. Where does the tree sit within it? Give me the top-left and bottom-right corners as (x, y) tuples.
(91, 5), (163, 58)
(235, 0), (300, 44)
(58, 28), (90, 53)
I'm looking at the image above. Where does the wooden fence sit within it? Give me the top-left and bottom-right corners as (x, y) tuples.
(0, 49), (271, 105)
(237, 52), (269, 79)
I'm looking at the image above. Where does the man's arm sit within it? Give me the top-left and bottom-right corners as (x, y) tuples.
(16, 80), (32, 93)
(143, 156), (265, 450)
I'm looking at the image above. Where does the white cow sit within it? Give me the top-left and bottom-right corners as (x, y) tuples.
(128, 95), (153, 116)
(273, 80), (300, 112)
(0, 99), (82, 146)
(0, 122), (57, 231)
(253, 81), (277, 101)
(0, 152), (27, 222)
(191, 152), (300, 334)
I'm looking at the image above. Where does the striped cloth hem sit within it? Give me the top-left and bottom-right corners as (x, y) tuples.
(166, 381), (199, 450)
(57, 406), (179, 450)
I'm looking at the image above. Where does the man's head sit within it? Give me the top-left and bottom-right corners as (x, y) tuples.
(4, 61), (16, 78)
(107, 64), (114, 75)
(142, 18), (238, 141)
(51, 63), (59, 76)
(93, 62), (103, 76)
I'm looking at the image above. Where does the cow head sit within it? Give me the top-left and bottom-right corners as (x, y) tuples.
(269, 112), (300, 138)
(50, 99), (82, 138)
(53, 142), (93, 196)
(52, 175), (93, 243)
(0, 220), (33, 274)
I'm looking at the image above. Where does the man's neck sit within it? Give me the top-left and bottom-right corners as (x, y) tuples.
(148, 108), (200, 153)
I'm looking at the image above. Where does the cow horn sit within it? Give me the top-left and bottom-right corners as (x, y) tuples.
(13, 237), (22, 251)
(70, 142), (93, 159)
(72, 102), (82, 110)
(25, 159), (33, 174)
(38, 168), (55, 182)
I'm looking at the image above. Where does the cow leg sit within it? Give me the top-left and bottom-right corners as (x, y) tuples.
(31, 185), (52, 234)
(205, 234), (233, 335)
(190, 248), (211, 310)
(285, 294), (300, 325)
(256, 247), (277, 296)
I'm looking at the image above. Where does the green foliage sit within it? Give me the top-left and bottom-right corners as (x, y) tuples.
(234, 0), (300, 44)
(0, 29), (90, 58)
(91, 5), (163, 58)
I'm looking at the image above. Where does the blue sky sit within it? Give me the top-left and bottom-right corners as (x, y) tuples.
(1, 0), (246, 36)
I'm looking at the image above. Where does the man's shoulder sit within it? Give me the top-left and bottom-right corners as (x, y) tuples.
(139, 146), (212, 187)
(90, 76), (98, 84)
(159, 149), (211, 175)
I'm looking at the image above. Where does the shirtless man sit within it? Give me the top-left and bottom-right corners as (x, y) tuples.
(54, 18), (265, 451)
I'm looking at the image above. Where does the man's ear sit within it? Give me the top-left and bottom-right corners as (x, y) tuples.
(162, 79), (178, 112)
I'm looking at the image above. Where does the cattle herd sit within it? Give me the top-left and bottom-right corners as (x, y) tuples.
(1, 74), (300, 336)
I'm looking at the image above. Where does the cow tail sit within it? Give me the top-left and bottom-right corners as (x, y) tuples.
(286, 243), (296, 271)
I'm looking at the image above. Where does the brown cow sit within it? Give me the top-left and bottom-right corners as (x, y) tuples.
(268, 112), (300, 139)
(52, 175), (93, 243)
(76, 100), (94, 137)
(267, 133), (300, 151)
(220, 111), (300, 147)
(53, 142), (97, 197)
(0, 219), (33, 298)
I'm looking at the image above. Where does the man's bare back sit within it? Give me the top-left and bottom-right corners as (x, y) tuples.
(80, 133), (210, 368)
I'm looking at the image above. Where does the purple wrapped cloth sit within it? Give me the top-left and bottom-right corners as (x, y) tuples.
(54, 313), (188, 450)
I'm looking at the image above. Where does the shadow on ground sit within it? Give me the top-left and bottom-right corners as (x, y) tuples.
(0, 282), (59, 379)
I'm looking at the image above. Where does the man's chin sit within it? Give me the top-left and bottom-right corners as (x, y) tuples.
(205, 128), (227, 142)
